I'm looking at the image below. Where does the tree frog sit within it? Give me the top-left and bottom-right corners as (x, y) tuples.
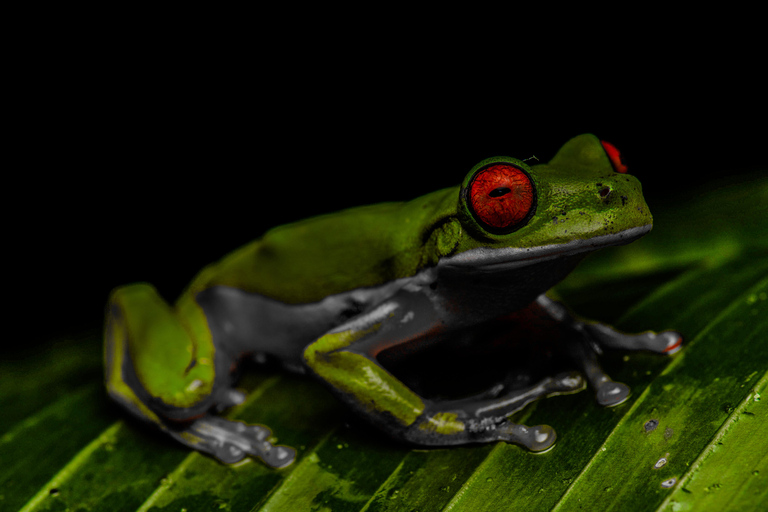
(104, 134), (682, 468)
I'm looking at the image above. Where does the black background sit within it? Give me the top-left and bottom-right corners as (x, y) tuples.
(8, 25), (766, 348)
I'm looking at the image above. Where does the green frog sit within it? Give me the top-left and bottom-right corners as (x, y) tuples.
(104, 134), (681, 468)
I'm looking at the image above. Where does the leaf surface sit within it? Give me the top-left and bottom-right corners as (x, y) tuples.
(4, 174), (766, 512)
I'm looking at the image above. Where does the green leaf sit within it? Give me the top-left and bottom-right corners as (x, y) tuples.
(4, 173), (766, 512)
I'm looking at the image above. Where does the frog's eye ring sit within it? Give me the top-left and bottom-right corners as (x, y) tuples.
(467, 163), (535, 234)
(600, 140), (628, 174)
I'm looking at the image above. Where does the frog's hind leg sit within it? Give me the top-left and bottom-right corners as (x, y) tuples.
(535, 295), (682, 407)
(535, 295), (682, 355)
(104, 283), (295, 468)
(304, 293), (576, 453)
(104, 283), (217, 427)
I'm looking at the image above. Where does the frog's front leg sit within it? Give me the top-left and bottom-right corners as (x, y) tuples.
(104, 283), (295, 468)
(303, 290), (569, 452)
(536, 295), (682, 406)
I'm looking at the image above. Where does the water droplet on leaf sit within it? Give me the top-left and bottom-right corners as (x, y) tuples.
(661, 478), (677, 489)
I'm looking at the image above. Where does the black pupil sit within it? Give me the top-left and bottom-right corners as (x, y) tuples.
(489, 187), (511, 198)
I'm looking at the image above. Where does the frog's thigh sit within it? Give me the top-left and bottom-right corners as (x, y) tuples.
(105, 283), (217, 423)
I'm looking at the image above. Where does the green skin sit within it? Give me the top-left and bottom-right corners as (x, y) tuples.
(104, 134), (682, 468)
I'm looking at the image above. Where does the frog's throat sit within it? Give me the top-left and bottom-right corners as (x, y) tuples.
(439, 224), (652, 271)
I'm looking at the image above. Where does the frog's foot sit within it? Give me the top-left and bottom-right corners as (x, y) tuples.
(569, 322), (681, 406)
(535, 295), (683, 356)
(167, 416), (296, 468)
(464, 416), (556, 452)
(569, 338), (631, 407)
(584, 323), (683, 355)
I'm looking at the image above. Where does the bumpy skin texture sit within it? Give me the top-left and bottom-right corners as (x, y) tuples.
(104, 134), (681, 467)
(184, 136), (651, 304)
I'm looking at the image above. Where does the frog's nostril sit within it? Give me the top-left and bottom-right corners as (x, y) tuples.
(599, 187), (611, 198)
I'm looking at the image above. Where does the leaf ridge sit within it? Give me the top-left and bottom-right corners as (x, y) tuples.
(18, 421), (124, 512)
(657, 368), (768, 511)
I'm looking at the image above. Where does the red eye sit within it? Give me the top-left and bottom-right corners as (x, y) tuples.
(600, 140), (628, 173)
(468, 164), (534, 232)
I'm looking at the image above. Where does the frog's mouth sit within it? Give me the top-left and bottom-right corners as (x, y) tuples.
(439, 224), (652, 271)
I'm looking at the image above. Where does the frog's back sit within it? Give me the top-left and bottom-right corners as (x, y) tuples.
(188, 189), (458, 304)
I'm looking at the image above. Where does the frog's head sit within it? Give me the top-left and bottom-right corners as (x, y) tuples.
(441, 133), (653, 270)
